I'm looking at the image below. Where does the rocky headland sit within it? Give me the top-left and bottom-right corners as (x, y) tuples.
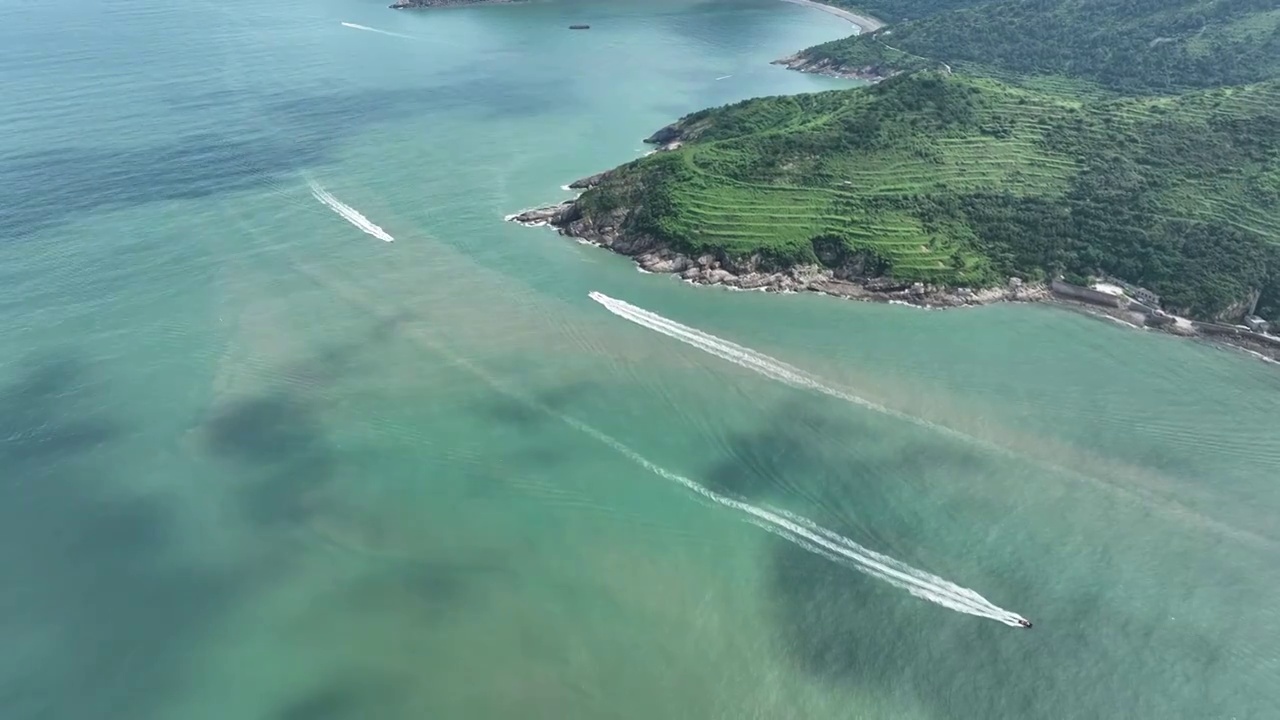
(509, 193), (1280, 362)
(498, 2), (1279, 364)
(512, 117), (1043, 309)
(769, 1), (892, 81)
(508, 183), (1047, 310)
(771, 52), (896, 82)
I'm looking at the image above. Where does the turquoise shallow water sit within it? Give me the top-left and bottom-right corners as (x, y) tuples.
(2, 1), (1279, 718)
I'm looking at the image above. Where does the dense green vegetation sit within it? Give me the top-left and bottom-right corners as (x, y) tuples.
(809, 0), (1280, 94)
(566, 0), (1280, 321)
(576, 74), (1280, 320)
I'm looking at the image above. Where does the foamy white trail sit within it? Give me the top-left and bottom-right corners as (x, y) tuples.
(308, 180), (395, 242)
(290, 265), (1024, 627)
(589, 291), (988, 448)
(586, 291), (1026, 625)
(588, 291), (1272, 549)
(340, 21), (414, 40)
(564, 414), (1025, 626)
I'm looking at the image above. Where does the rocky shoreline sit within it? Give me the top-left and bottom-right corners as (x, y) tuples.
(508, 194), (1047, 310)
(771, 53), (894, 82)
(769, 0), (892, 81)
(494, 0), (1280, 364)
(507, 185), (1280, 363)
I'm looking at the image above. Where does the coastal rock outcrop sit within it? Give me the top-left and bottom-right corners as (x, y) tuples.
(567, 171), (612, 190)
(508, 200), (579, 227)
(644, 124), (685, 146)
(642, 123), (691, 152)
(771, 53), (893, 82)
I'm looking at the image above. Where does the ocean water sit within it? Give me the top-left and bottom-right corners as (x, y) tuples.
(2, 0), (1279, 718)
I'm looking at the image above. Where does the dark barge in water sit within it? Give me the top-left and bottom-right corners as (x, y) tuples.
(569, 24), (590, 29)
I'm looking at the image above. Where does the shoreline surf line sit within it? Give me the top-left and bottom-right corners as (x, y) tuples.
(288, 261), (1027, 627)
(778, 0), (886, 33)
(308, 180), (395, 242)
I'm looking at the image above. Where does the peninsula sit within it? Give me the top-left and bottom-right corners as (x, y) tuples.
(505, 0), (1280, 359)
(514, 71), (1279, 322)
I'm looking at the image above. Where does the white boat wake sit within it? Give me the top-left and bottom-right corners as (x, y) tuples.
(285, 267), (1026, 627)
(588, 291), (980, 443)
(308, 180), (395, 242)
(572, 416), (1027, 626)
(340, 21), (414, 40)
(586, 290), (1028, 625)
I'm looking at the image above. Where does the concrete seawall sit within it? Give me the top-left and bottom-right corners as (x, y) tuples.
(1192, 322), (1280, 349)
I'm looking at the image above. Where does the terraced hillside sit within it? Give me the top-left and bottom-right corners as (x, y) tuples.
(568, 73), (1280, 320)
(802, 0), (1280, 94)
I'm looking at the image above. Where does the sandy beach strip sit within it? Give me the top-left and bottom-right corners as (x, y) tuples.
(779, 0), (886, 32)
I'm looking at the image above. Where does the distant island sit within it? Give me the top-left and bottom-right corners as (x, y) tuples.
(509, 0), (1280, 353)
(390, 0), (518, 9)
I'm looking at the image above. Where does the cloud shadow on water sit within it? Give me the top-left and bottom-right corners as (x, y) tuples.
(703, 401), (1239, 719)
(200, 323), (388, 527)
(342, 554), (510, 621)
(0, 354), (248, 720)
(0, 133), (329, 241)
(0, 356), (118, 465)
(3, 67), (569, 240)
(477, 379), (601, 434)
(201, 312), (416, 528)
(274, 677), (409, 720)
(261, 71), (568, 134)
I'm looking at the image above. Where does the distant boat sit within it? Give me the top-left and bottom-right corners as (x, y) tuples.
(569, 24), (590, 30)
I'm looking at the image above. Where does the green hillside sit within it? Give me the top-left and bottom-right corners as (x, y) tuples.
(806, 0), (1280, 94)
(573, 73), (1280, 320)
